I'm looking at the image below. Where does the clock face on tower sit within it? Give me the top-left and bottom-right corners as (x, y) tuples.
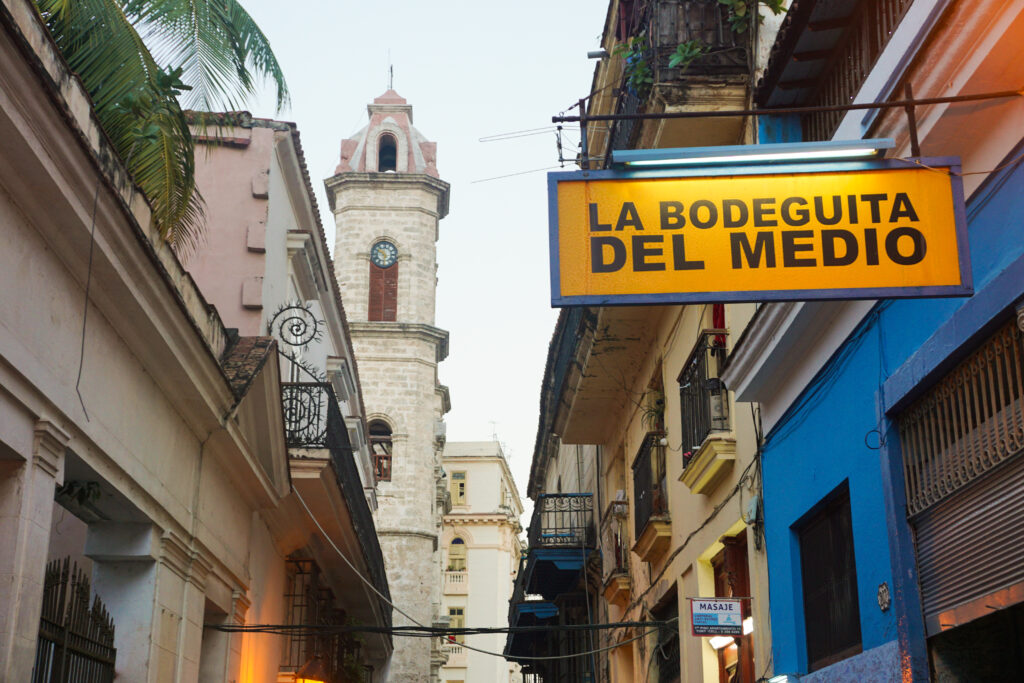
(370, 240), (398, 268)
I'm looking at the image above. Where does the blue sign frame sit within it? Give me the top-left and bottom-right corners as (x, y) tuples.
(548, 157), (973, 307)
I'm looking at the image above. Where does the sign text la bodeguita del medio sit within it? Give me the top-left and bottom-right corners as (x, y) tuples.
(548, 159), (971, 306)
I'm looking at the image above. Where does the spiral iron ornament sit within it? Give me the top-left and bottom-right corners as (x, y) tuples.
(268, 302), (324, 351)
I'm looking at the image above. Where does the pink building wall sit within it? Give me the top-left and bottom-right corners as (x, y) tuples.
(189, 124), (277, 337)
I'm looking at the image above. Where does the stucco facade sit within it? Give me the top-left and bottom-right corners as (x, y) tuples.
(0, 3), (390, 679)
(326, 90), (452, 683)
(440, 441), (524, 683)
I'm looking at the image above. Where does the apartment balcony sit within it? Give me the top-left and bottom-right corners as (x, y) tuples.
(281, 382), (391, 632)
(604, 0), (752, 163)
(756, 0), (915, 140)
(444, 569), (468, 595)
(600, 499), (632, 610)
(678, 330), (735, 495)
(528, 493), (596, 550)
(632, 432), (672, 565)
(505, 557), (558, 664)
(442, 641), (467, 668)
(518, 493), (595, 602)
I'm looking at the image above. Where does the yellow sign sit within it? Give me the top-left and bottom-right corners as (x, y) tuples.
(549, 163), (970, 305)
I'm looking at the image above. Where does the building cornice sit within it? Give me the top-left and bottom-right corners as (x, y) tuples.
(444, 513), (521, 526)
(349, 321), (450, 362)
(324, 172), (450, 218)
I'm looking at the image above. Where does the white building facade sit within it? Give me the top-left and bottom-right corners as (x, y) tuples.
(441, 442), (524, 683)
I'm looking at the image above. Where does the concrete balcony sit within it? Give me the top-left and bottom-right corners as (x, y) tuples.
(444, 569), (468, 595)
(442, 642), (467, 667)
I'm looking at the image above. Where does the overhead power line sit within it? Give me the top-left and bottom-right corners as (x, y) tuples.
(255, 490), (678, 662)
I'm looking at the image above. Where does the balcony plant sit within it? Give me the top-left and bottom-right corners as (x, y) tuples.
(640, 390), (665, 430)
(718, 0), (786, 34)
(615, 35), (654, 99)
(668, 39), (707, 71)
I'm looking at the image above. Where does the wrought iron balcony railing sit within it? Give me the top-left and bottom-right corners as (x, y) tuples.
(650, 0), (748, 80)
(527, 493), (595, 550)
(600, 499), (630, 580)
(678, 330), (730, 469)
(282, 382), (333, 447)
(603, 1), (750, 167)
(633, 432), (669, 539)
(281, 382), (391, 630)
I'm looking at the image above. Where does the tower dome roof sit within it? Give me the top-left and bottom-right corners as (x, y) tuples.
(335, 90), (438, 177)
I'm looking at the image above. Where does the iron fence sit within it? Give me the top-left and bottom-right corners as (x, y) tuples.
(32, 557), (116, 683)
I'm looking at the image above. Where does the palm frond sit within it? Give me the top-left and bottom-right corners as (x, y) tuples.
(35, 0), (205, 246)
(120, 0), (290, 113)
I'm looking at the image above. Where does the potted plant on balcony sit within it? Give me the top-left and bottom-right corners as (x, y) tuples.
(640, 390), (665, 431)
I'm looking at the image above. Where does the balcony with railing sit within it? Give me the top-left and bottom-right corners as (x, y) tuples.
(512, 493), (596, 605)
(600, 499), (631, 609)
(756, 0), (914, 141)
(505, 556), (558, 664)
(282, 381), (391, 631)
(280, 558), (365, 681)
(442, 641), (466, 667)
(527, 493), (596, 550)
(444, 569), (468, 595)
(632, 431), (672, 564)
(602, 0), (752, 166)
(677, 330), (735, 495)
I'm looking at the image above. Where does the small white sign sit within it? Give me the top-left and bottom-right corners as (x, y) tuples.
(689, 598), (743, 636)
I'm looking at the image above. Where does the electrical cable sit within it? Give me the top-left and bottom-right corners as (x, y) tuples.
(624, 456), (758, 613)
(293, 488), (673, 661)
(904, 147), (1024, 177)
(207, 618), (677, 636)
(74, 180), (102, 421)
(294, 489), (424, 628)
(470, 165), (566, 184)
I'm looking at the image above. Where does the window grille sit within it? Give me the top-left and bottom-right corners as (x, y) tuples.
(898, 319), (1024, 516)
(678, 330), (729, 468)
(633, 432), (668, 539)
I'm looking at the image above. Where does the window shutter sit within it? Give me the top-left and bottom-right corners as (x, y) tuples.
(369, 263), (398, 322)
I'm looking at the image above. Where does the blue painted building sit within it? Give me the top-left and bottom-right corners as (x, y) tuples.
(723, 1), (1024, 680)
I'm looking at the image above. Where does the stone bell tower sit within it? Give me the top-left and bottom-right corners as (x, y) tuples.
(325, 90), (451, 683)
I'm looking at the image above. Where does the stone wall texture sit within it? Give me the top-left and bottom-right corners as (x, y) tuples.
(330, 159), (450, 682)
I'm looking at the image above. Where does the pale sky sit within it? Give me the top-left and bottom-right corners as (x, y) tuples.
(242, 0), (602, 510)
